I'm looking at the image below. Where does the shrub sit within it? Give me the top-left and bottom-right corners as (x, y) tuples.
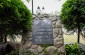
(65, 43), (84, 55)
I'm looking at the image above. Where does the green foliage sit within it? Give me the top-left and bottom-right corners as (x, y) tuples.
(60, 0), (85, 31)
(0, 0), (32, 41)
(6, 48), (19, 55)
(26, 0), (30, 3)
(24, 50), (36, 55)
(65, 43), (83, 55)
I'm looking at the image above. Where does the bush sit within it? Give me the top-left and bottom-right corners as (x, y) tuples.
(65, 43), (84, 55)
(6, 48), (19, 55)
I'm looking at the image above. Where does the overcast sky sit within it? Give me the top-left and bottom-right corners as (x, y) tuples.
(22, 0), (66, 14)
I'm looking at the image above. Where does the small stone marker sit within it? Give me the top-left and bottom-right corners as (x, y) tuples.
(32, 19), (53, 44)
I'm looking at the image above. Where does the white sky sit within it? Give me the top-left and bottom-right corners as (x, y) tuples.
(22, 0), (66, 14)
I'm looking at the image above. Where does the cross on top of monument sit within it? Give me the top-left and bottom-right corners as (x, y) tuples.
(42, 7), (45, 10)
(37, 6), (40, 9)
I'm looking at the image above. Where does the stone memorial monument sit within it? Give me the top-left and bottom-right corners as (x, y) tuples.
(19, 13), (65, 55)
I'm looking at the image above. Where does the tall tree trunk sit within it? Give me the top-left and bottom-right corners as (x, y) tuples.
(78, 23), (81, 43)
(4, 35), (7, 43)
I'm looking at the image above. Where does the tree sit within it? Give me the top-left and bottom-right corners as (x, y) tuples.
(60, 0), (85, 43)
(0, 0), (32, 43)
(26, 0), (30, 3)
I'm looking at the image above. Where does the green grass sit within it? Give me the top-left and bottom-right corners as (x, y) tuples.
(64, 34), (85, 45)
(64, 34), (77, 43)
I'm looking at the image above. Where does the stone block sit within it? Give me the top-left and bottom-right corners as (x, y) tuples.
(55, 43), (64, 48)
(23, 41), (32, 49)
(29, 48), (38, 54)
(53, 28), (59, 34)
(31, 45), (38, 49)
(56, 22), (62, 28)
(52, 21), (56, 25)
(39, 52), (45, 55)
(54, 38), (63, 44)
(45, 46), (57, 55)
(57, 46), (65, 55)
(53, 34), (57, 39)
(58, 35), (63, 38)
(53, 25), (56, 28)
(52, 17), (58, 22)
(58, 28), (63, 35)
(37, 46), (44, 53)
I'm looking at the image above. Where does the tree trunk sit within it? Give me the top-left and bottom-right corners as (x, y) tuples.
(78, 23), (81, 43)
(4, 35), (7, 43)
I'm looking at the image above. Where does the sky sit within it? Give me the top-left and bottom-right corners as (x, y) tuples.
(22, 0), (66, 14)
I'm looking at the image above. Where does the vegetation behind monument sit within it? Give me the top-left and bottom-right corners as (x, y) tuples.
(60, 0), (85, 42)
(0, 0), (32, 42)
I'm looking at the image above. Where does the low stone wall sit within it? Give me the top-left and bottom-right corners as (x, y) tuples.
(19, 14), (65, 55)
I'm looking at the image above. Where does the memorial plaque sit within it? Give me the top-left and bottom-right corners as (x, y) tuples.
(32, 19), (53, 44)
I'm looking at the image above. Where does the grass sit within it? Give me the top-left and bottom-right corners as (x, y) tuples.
(64, 34), (77, 43)
(64, 34), (85, 45)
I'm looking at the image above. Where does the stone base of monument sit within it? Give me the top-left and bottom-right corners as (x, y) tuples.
(19, 41), (58, 55)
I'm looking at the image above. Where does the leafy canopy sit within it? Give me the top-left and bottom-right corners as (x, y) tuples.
(60, 0), (85, 31)
(0, 0), (32, 36)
